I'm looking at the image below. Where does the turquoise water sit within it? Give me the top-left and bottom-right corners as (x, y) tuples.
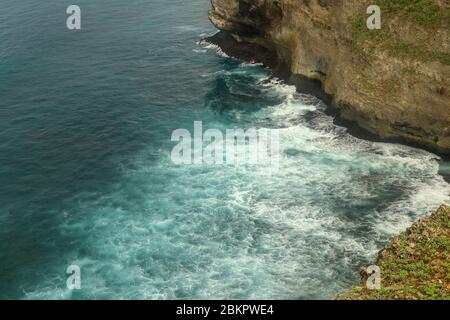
(0, 0), (448, 299)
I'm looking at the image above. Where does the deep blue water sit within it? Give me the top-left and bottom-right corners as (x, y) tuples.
(0, 0), (448, 299)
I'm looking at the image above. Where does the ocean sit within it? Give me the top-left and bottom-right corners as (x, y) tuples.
(0, 0), (448, 299)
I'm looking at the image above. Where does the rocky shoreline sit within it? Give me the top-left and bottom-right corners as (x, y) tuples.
(205, 0), (450, 300)
(207, 0), (450, 156)
(205, 29), (450, 302)
(205, 31), (446, 159)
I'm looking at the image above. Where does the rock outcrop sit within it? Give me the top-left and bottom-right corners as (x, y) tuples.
(208, 0), (450, 155)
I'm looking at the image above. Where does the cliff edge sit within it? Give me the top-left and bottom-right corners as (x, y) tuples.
(337, 205), (449, 300)
(207, 0), (450, 155)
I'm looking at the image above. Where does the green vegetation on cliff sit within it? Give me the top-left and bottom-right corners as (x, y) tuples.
(379, 0), (450, 26)
(352, 0), (450, 65)
(338, 205), (450, 300)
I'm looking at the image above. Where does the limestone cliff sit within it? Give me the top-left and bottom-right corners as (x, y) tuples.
(208, 0), (450, 155)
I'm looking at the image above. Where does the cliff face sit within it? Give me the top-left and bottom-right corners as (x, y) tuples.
(208, 0), (450, 155)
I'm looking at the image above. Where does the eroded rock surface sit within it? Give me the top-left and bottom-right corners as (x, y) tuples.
(208, 0), (450, 155)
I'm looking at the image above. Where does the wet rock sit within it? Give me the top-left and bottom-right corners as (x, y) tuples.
(207, 0), (450, 155)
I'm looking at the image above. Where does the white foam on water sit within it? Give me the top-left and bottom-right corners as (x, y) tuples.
(198, 39), (229, 58)
(26, 63), (449, 300)
(239, 61), (264, 68)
